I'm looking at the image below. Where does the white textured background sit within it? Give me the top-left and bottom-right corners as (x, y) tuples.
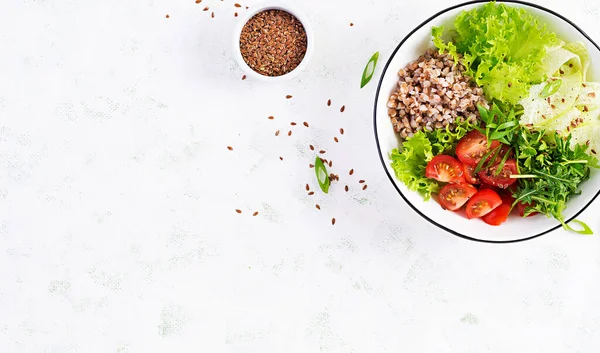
(2, 0), (600, 352)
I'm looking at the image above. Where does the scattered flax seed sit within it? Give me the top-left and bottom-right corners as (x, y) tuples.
(328, 161), (332, 168)
(235, 3), (242, 7)
(303, 122), (309, 127)
(242, 75), (246, 80)
(309, 145), (314, 150)
(246, 6), (249, 9)
(279, 156), (283, 161)
(359, 180), (365, 183)
(288, 130), (292, 136)
(291, 122), (297, 126)
(345, 185), (349, 192)
(340, 128), (344, 135)
(286, 95), (293, 99)
(327, 99), (331, 106)
(350, 23), (354, 26)
(227, 146), (233, 151)
(589, 92), (596, 98)
(196, 0), (201, 3)
(349, 169), (354, 175)
(268, 115), (274, 120)
(275, 130), (280, 136)
(584, 106), (589, 112)
(309, 164), (314, 168)
(308, 191), (314, 195)
(253, 211), (259, 216)
(334, 137), (339, 143)
(340, 105), (345, 112)
(211, 11), (215, 18)
(305, 184), (310, 191)
(236, 209), (242, 214)
(235, 12), (238, 17)
(203, 7), (209, 11)
(363, 184), (368, 190)
(551, 104), (556, 109)
(316, 204), (321, 210)
(166, 14), (170, 18)
(332, 218), (336, 225)
(319, 150), (326, 154)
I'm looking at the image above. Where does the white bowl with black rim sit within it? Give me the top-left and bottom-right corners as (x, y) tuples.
(373, 0), (600, 243)
(233, 1), (314, 81)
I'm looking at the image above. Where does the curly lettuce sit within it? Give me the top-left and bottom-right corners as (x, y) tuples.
(390, 121), (474, 200)
(432, 2), (557, 105)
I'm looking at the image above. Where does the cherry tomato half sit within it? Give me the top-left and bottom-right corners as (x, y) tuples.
(478, 159), (518, 189)
(456, 130), (501, 166)
(437, 183), (478, 211)
(461, 162), (480, 184)
(482, 204), (511, 226)
(465, 189), (502, 219)
(425, 155), (465, 183)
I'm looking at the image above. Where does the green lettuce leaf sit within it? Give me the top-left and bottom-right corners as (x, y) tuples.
(390, 121), (474, 200)
(433, 2), (558, 105)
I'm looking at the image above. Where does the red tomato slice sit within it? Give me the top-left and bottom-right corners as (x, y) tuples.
(482, 204), (511, 226)
(456, 130), (501, 166)
(478, 159), (518, 189)
(517, 201), (540, 217)
(461, 162), (480, 184)
(437, 183), (478, 211)
(425, 155), (465, 183)
(465, 189), (502, 219)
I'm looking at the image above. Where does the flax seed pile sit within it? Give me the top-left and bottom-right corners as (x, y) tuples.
(387, 48), (488, 139)
(239, 10), (307, 77)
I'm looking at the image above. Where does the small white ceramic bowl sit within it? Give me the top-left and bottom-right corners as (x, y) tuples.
(374, 0), (600, 243)
(233, 1), (314, 81)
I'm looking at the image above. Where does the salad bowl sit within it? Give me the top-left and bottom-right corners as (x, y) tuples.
(374, 0), (600, 242)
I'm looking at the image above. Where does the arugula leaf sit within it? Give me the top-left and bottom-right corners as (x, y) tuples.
(512, 130), (599, 232)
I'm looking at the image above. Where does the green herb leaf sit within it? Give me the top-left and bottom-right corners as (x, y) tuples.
(360, 52), (380, 88)
(314, 156), (330, 193)
(539, 79), (563, 98)
(564, 219), (594, 235)
(512, 130), (599, 230)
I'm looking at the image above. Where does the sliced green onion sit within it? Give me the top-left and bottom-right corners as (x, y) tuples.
(494, 146), (513, 176)
(564, 219), (594, 235)
(540, 79), (562, 98)
(314, 156), (330, 193)
(477, 104), (490, 124)
(484, 145), (502, 170)
(496, 120), (519, 130)
(360, 51), (379, 88)
(474, 145), (500, 173)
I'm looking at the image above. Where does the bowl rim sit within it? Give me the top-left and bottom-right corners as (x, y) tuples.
(372, 0), (600, 244)
(232, 1), (314, 82)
